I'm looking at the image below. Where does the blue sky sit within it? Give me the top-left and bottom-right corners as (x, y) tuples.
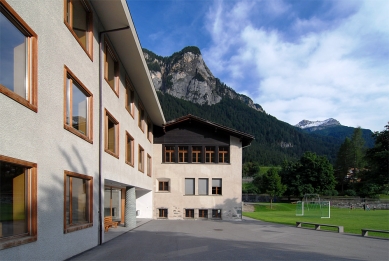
(127, 0), (389, 132)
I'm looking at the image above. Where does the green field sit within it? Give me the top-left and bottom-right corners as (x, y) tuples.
(243, 203), (389, 238)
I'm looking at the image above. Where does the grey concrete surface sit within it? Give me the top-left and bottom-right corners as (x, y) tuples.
(69, 217), (389, 261)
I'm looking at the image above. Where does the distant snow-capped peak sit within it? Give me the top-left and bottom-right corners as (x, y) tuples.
(295, 118), (341, 129)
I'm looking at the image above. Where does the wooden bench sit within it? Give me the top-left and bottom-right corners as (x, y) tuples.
(296, 221), (344, 233)
(104, 216), (118, 232)
(361, 229), (389, 237)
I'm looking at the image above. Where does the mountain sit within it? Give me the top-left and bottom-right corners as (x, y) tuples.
(143, 47), (374, 165)
(295, 118), (341, 131)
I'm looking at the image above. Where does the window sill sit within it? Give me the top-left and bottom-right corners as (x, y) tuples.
(125, 161), (134, 168)
(0, 235), (37, 250)
(105, 78), (119, 98)
(125, 107), (134, 118)
(64, 223), (93, 234)
(64, 125), (93, 144)
(105, 149), (119, 159)
(156, 191), (170, 193)
(64, 22), (93, 61)
(0, 85), (37, 113)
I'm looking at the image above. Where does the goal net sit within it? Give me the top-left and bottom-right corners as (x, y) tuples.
(296, 194), (330, 218)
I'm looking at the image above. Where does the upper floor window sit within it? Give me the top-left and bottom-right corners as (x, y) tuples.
(105, 109), (119, 158)
(178, 146), (188, 163)
(138, 102), (144, 131)
(212, 178), (222, 195)
(158, 181), (169, 192)
(125, 131), (134, 166)
(125, 77), (134, 117)
(64, 66), (93, 142)
(0, 1), (37, 112)
(104, 41), (119, 96)
(138, 145), (144, 172)
(0, 155), (37, 250)
(218, 146), (229, 163)
(198, 178), (209, 195)
(205, 146), (215, 163)
(147, 118), (153, 142)
(192, 146), (202, 163)
(164, 146), (175, 163)
(185, 178), (195, 195)
(147, 154), (152, 177)
(64, 0), (93, 59)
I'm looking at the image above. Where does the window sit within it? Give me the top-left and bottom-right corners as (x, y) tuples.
(164, 146), (175, 163)
(198, 178), (208, 195)
(185, 209), (194, 218)
(147, 119), (153, 142)
(0, 1), (37, 112)
(158, 209), (168, 218)
(64, 0), (93, 59)
(192, 146), (202, 163)
(212, 209), (222, 219)
(64, 66), (93, 142)
(147, 154), (152, 177)
(64, 171), (93, 233)
(125, 132), (134, 166)
(0, 155), (37, 250)
(104, 41), (119, 96)
(185, 178), (195, 195)
(212, 178), (222, 195)
(199, 209), (208, 218)
(138, 102), (144, 131)
(125, 77), (134, 117)
(158, 181), (169, 192)
(218, 146), (229, 163)
(205, 146), (215, 163)
(178, 146), (188, 163)
(105, 109), (119, 158)
(138, 145), (144, 172)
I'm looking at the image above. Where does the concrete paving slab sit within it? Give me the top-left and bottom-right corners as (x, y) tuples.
(69, 217), (389, 261)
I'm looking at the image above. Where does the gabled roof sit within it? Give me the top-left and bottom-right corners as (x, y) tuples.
(163, 114), (255, 147)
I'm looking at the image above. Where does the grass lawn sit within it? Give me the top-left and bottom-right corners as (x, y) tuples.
(243, 203), (389, 238)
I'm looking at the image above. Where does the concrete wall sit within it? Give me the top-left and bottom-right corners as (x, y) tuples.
(153, 136), (243, 220)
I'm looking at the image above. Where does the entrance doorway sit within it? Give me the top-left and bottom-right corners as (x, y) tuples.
(104, 187), (124, 223)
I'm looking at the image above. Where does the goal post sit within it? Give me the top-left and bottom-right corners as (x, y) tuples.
(295, 194), (330, 218)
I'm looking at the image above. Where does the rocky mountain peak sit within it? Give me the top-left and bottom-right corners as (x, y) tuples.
(143, 47), (264, 112)
(295, 118), (341, 131)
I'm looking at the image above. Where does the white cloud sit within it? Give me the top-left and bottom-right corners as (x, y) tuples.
(203, 0), (389, 131)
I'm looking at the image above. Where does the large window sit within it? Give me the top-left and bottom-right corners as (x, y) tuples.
(138, 145), (144, 172)
(218, 146), (229, 163)
(105, 109), (119, 158)
(185, 178), (195, 195)
(125, 77), (134, 117)
(178, 146), (188, 163)
(205, 146), (215, 163)
(0, 155), (37, 250)
(104, 41), (119, 96)
(192, 146), (202, 163)
(164, 146), (175, 163)
(0, 1), (37, 112)
(212, 178), (222, 195)
(64, 0), (93, 59)
(64, 66), (93, 142)
(64, 171), (93, 233)
(125, 132), (134, 166)
(198, 178), (208, 195)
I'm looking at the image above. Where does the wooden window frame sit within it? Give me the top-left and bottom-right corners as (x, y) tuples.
(199, 209), (208, 218)
(205, 146), (215, 163)
(218, 146), (229, 163)
(0, 155), (37, 250)
(63, 170), (93, 234)
(164, 145), (175, 163)
(0, 0), (38, 112)
(104, 40), (119, 97)
(138, 102), (144, 132)
(212, 209), (222, 219)
(178, 146), (188, 163)
(147, 118), (153, 143)
(63, 0), (93, 60)
(158, 181), (169, 192)
(147, 154), (152, 177)
(185, 209), (194, 219)
(125, 131), (134, 167)
(138, 145), (144, 172)
(63, 66), (93, 143)
(212, 178), (222, 195)
(125, 77), (135, 118)
(104, 109), (119, 158)
(192, 146), (202, 163)
(158, 208), (168, 218)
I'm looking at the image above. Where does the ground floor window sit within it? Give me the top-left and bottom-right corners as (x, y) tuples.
(199, 209), (208, 218)
(104, 187), (123, 223)
(212, 209), (222, 219)
(158, 208), (168, 218)
(0, 155), (37, 249)
(185, 209), (194, 218)
(64, 171), (93, 233)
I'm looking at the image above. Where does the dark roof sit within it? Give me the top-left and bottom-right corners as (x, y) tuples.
(163, 114), (255, 147)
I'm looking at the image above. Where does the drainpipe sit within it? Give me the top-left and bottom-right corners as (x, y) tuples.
(98, 26), (130, 245)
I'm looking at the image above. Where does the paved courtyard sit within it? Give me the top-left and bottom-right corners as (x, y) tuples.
(69, 217), (388, 261)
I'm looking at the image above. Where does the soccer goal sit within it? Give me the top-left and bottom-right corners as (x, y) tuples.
(296, 194), (330, 218)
